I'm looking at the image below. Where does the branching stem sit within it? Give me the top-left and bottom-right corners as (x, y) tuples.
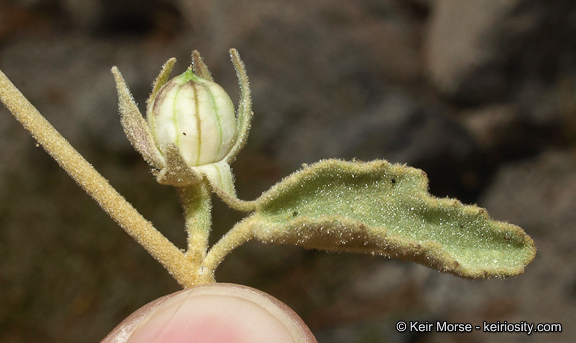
(0, 69), (201, 288)
(203, 220), (253, 274)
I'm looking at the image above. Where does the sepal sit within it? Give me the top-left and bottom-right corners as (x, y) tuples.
(111, 66), (165, 170)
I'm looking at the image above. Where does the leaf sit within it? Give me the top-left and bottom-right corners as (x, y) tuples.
(244, 159), (536, 278)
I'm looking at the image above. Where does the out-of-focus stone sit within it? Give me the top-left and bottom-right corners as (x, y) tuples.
(460, 104), (520, 151)
(425, 0), (524, 102)
(426, 0), (576, 104)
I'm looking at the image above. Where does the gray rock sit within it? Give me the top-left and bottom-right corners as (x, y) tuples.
(425, 0), (576, 104)
(425, 0), (523, 102)
(459, 104), (521, 151)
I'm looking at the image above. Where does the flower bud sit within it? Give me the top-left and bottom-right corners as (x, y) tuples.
(114, 49), (252, 199)
(147, 69), (237, 167)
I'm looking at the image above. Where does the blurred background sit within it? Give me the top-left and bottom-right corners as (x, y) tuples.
(0, 0), (575, 342)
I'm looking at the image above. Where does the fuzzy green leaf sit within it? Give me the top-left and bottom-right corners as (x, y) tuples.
(245, 159), (536, 278)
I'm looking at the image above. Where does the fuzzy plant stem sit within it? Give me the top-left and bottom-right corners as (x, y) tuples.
(0, 69), (199, 288)
(177, 180), (215, 283)
(203, 220), (253, 274)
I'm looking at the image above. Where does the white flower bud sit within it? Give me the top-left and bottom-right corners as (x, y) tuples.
(114, 48), (252, 201)
(147, 69), (237, 167)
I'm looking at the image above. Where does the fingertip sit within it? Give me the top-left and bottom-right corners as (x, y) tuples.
(101, 284), (317, 343)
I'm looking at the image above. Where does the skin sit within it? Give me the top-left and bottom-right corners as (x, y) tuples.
(101, 283), (317, 343)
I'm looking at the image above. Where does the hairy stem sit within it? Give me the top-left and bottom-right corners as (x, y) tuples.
(0, 69), (199, 288)
(203, 220), (253, 274)
(177, 181), (213, 272)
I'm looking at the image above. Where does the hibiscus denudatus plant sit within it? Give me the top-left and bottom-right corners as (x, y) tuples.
(0, 47), (536, 330)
